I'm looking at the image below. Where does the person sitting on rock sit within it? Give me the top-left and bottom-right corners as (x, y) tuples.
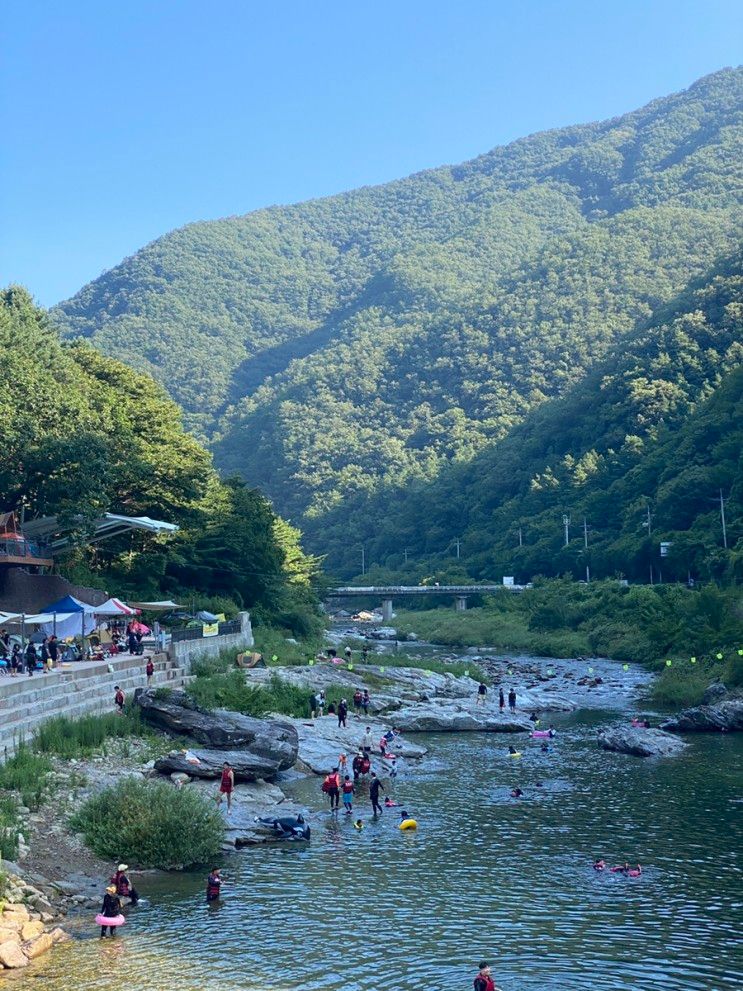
(352, 751), (365, 782)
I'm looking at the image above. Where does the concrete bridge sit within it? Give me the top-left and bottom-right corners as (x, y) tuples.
(327, 584), (517, 621)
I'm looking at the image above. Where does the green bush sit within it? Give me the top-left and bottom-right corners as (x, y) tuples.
(70, 777), (224, 869)
(188, 671), (342, 718)
(33, 711), (153, 759)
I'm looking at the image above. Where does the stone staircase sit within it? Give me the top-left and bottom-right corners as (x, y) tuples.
(0, 652), (188, 757)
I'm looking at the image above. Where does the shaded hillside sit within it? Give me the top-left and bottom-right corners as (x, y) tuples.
(52, 69), (743, 554)
(347, 253), (743, 584)
(0, 288), (320, 632)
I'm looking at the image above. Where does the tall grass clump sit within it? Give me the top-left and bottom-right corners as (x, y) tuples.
(0, 795), (20, 860)
(70, 777), (224, 869)
(188, 671), (339, 718)
(33, 711), (153, 759)
(0, 744), (52, 811)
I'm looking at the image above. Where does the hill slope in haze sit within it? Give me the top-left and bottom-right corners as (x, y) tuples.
(52, 68), (743, 571)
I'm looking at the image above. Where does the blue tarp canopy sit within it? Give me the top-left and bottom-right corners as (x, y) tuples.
(41, 594), (97, 614)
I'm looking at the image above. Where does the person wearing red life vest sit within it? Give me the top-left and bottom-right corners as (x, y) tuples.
(321, 767), (341, 811)
(473, 960), (499, 991)
(216, 761), (234, 812)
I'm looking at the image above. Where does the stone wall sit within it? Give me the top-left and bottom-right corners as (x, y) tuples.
(0, 569), (108, 613)
(166, 611), (254, 670)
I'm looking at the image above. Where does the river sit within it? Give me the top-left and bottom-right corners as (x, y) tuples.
(10, 655), (743, 991)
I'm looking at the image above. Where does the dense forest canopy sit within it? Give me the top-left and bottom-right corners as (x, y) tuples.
(50, 68), (743, 577)
(0, 289), (320, 632)
(349, 254), (743, 586)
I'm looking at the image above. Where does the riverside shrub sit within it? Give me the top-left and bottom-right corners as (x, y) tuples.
(71, 778), (224, 869)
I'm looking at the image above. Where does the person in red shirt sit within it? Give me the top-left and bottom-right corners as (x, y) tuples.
(114, 686), (125, 713)
(145, 659), (155, 685)
(216, 762), (234, 812)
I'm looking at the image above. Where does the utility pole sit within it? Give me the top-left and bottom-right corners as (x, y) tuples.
(720, 489), (728, 549)
(454, 538), (461, 560)
(361, 546), (366, 576)
(645, 505), (653, 536)
(518, 526), (523, 548)
(403, 548), (410, 565)
(583, 518), (590, 583)
(562, 515), (570, 547)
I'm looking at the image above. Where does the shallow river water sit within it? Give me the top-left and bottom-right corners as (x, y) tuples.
(11, 663), (743, 991)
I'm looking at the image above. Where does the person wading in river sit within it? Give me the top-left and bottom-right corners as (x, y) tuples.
(508, 688), (516, 712)
(473, 960), (500, 991)
(369, 772), (385, 816)
(206, 867), (222, 903)
(499, 688), (505, 711)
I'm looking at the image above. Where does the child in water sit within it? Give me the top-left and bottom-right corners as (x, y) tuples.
(354, 819), (364, 830)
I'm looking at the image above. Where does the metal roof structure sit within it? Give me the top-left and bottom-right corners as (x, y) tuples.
(21, 513), (179, 554)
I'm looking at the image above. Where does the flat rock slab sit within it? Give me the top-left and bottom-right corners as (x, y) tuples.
(187, 778), (306, 848)
(278, 715), (427, 776)
(598, 726), (687, 758)
(393, 700), (534, 733)
(136, 688), (298, 770)
(661, 698), (743, 733)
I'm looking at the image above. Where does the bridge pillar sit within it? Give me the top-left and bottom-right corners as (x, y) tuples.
(382, 598), (394, 622)
(455, 595), (468, 612)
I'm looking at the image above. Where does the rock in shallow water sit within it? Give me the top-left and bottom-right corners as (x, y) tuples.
(598, 726), (687, 758)
(661, 697), (743, 733)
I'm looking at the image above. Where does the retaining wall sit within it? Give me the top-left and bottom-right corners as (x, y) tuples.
(0, 652), (187, 757)
(166, 611), (254, 669)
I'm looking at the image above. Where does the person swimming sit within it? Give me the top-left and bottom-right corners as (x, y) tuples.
(354, 819), (364, 830)
(540, 743), (549, 753)
(510, 787), (523, 798)
(508, 745), (518, 755)
(593, 859), (606, 871)
(384, 797), (399, 807)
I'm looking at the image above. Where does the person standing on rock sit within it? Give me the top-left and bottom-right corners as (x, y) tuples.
(477, 682), (487, 705)
(508, 688), (516, 712)
(206, 867), (222, 903)
(353, 688), (363, 715)
(362, 689), (370, 715)
(338, 698), (349, 728)
(344, 646), (352, 662)
(361, 726), (374, 754)
(146, 658), (154, 685)
(369, 772), (385, 816)
(315, 690), (326, 717)
(499, 688), (505, 711)
(216, 761), (235, 812)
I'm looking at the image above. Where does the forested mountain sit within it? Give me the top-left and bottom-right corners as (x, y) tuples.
(349, 253), (743, 585)
(51, 68), (743, 574)
(0, 289), (320, 632)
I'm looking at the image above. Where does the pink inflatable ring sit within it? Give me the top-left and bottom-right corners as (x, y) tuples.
(95, 914), (126, 927)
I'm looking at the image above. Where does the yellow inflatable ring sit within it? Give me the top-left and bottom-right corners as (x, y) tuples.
(399, 818), (418, 831)
(510, 752), (522, 758)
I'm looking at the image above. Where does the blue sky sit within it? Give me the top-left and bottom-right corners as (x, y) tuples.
(2, 1), (741, 306)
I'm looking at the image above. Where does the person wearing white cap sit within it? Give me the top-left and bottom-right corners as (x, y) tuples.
(111, 863), (139, 905)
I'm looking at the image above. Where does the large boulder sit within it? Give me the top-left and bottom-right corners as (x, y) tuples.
(155, 747), (290, 782)
(598, 726), (687, 758)
(136, 689), (298, 770)
(0, 940), (28, 968)
(661, 697), (743, 733)
(701, 682), (728, 705)
(392, 699), (533, 733)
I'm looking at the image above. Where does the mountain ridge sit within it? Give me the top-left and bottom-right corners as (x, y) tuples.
(50, 68), (743, 573)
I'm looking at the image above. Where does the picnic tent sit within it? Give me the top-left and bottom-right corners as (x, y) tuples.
(94, 598), (139, 617)
(40, 595), (98, 639)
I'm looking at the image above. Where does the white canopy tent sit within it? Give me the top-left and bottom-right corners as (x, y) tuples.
(94, 598), (139, 617)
